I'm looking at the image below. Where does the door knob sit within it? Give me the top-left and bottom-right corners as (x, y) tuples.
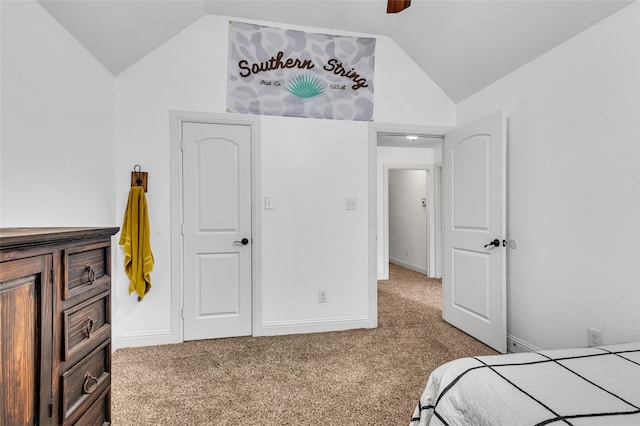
(233, 238), (249, 246)
(484, 239), (500, 248)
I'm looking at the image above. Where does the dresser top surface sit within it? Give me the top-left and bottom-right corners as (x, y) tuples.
(0, 227), (120, 249)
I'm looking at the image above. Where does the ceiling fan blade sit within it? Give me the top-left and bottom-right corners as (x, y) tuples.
(387, 0), (411, 14)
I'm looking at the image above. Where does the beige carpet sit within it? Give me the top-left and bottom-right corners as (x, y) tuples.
(111, 264), (497, 425)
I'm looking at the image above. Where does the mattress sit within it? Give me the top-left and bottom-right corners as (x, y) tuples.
(410, 342), (640, 425)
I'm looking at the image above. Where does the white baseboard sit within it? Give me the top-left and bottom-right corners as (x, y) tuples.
(507, 334), (542, 353)
(112, 329), (179, 351)
(262, 316), (371, 336)
(113, 317), (372, 349)
(389, 258), (428, 275)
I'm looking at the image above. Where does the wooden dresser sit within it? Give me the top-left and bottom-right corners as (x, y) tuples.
(0, 227), (119, 425)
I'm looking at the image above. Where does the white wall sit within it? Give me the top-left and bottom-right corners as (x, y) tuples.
(373, 37), (455, 126)
(113, 15), (455, 347)
(0, 1), (115, 227)
(457, 3), (640, 349)
(260, 116), (370, 331)
(376, 146), (441, 279)
(389, 169), (428, 274)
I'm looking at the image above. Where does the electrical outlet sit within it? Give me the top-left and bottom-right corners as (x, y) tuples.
(587, 327), (602, 347)
(318, 290), (327, 303)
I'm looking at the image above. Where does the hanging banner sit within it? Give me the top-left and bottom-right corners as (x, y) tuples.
(227, 21), (376, 121)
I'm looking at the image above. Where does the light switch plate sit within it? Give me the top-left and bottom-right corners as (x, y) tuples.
(345, 198), (357, 210)
(264, 196), (274, 210)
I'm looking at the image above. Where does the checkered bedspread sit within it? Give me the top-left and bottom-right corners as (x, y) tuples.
(410, 342), (640, 425)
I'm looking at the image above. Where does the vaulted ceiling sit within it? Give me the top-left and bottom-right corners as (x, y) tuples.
(38, 0), (633, 103)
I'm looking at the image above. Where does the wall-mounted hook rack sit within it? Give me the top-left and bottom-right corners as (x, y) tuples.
(130, 164), (148, 192)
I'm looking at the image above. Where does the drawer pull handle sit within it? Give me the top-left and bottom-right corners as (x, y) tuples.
(85, 318), (94, 338)
(83, 373), (98, 394)
(86, 264), (96, 284)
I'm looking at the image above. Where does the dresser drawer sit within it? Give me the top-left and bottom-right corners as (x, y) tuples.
(63, 242), (111, 300)
(61, 341), (110, 423)
(71, 388), (110, 426)
(63, 291), (110, 363)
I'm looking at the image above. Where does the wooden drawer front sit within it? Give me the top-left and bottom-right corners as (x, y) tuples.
(64, 242), (111, 300)
(64, 292), (110, 363)
(62, 341), (111, 424)
(71, 388), (110, 426)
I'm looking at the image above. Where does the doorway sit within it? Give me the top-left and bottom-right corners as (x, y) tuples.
(388, 168), (429, 275)
(367, 122), (450, 328)
(376, 139), (443, 280)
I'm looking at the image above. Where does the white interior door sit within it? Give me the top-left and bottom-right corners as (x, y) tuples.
(443, 110), (506, 353)
(182, 121), (252, 341)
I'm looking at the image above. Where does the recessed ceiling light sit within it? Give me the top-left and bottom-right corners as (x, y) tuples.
(406, 135), (418, 141)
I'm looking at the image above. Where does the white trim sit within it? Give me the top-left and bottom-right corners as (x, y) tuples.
(169, 111), (262, 342)
(433, 164), (443, 279)
(112, 330), (175, 351)
(250, 117), (264, 337)
(169, 111), (184, 345)
(507, 334), (542, 353)
(389, 259), (428, 276)
(262, 316), (371, 336)
(367, 123), (378, 329)
(372, 122), (455, 137)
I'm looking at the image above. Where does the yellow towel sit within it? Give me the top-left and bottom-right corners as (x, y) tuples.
(119, 186), (154, 301)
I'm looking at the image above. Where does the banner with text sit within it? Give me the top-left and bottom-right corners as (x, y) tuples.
(227, 21), (376, 121)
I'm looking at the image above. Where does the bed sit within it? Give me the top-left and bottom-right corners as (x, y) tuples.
(410, 342), (640, 425)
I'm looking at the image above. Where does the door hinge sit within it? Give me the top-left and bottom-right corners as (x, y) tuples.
(181, 224), (184, 236)
(48, 396), (53, 417)
(181, 308), (184, 319)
